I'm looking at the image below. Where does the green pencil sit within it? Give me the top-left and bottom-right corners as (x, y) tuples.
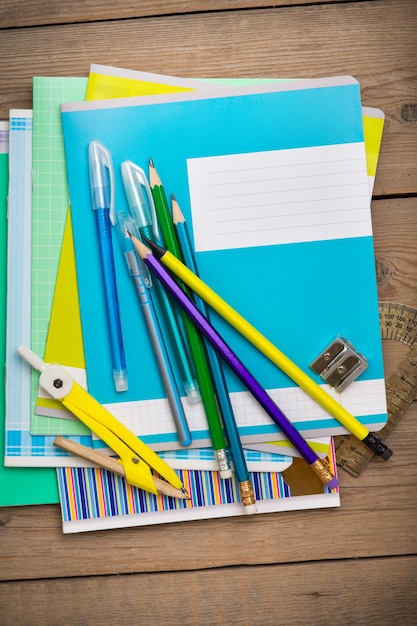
(149, 158), (231, 478)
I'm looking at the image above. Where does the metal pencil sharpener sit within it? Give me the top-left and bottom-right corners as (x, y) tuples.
(309, 337), (368, 392)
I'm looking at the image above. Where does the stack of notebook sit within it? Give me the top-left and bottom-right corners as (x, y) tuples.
(1, 65), (387, 532)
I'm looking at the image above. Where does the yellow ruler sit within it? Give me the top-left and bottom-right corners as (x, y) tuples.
(334, 301), (417, 476)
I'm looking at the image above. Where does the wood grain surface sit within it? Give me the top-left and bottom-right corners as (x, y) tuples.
(1, 556), (416, 626)
(0, 1), (416, 624)
(0, 0), (357, 28)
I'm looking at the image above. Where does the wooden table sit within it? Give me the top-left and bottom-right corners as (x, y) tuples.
(1, 1), (416, 624)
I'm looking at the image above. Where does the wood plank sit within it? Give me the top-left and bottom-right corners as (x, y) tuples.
(0, 1), (415, 195)
(1, 555), (416, 626)
(0, 0), (355, 29)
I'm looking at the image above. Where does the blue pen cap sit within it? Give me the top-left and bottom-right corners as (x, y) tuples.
(121, 160), (160, 239)
(89, 141), (115, 221)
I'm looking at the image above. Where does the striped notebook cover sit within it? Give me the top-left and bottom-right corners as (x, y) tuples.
(57, 441), (339, 533)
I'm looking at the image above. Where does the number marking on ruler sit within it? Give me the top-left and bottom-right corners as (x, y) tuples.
(334, 301), (417, 476)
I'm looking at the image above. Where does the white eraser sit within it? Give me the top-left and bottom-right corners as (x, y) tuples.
(219, 468), (233, 479)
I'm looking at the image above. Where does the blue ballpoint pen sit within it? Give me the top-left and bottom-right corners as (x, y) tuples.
(89, 140), (128, 392)
(114, 210), (192, 446)
(121, 159), (200, 403)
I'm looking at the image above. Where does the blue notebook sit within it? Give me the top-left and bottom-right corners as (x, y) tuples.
(2, 113), (59, 503)
(61, 76), (387, 449)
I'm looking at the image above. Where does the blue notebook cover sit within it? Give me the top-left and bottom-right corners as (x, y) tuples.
(61, 76), (387, 449)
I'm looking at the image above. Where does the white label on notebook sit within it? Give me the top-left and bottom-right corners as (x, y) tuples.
(187, 142), (371, 252)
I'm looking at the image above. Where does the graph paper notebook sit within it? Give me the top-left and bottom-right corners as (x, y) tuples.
(61, 75), (387, 449)
(30, 77), (89, 438)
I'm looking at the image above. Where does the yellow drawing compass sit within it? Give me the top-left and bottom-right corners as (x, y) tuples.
(18, 345), (188, 499)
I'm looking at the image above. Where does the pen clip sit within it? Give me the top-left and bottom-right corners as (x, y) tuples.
(89, 140), (116, 225)
(115, 212), (152, 288)
(120, 160), (160, 240)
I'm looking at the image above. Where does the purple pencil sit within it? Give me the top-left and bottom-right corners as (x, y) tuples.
(131, 235), (338, 490)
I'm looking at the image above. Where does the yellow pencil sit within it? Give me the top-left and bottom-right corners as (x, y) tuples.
(142, 238), (392, 461)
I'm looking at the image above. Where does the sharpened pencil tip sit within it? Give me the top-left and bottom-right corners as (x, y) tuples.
(141, 236), (166, 259)
(171, 195), (185, 225)
(148, 157), (161, 186)
(129, 234), (151, 259)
